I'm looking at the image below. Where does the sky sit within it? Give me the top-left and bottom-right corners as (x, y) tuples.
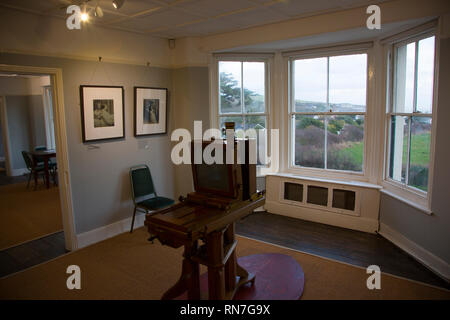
(219, 61), (265, 96)
(218, 36), (435, 113)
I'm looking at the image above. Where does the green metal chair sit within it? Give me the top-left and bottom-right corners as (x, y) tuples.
(129, 164), (175, 233)
(22, 151), (45, 189)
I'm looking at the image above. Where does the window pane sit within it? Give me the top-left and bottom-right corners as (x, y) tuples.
(408, 117), (431, 191)
(294, 58), (328, 112)
(389, 116), (409, 183)
(416, 36), (435, 114)
(329, 54), (367, 112)
(327, 115), (364, 172)
(243, 62), (265, 113)
(294, 115), (325, 168)
(219, 61), (241, 114)
(394, 42), (415, 113)
(245, 116), (267, 165)
(219, 116), (244, 136)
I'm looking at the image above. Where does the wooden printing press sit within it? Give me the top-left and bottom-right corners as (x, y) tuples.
(144, 137), (265, 300)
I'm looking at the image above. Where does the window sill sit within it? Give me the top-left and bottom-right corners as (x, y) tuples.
(267, 172), (382, 190)
(380, 189), (432, 215)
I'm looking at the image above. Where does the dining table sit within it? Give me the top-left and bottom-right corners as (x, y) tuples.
(29, 149), (56, 189)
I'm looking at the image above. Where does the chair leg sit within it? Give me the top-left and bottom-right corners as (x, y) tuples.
(26, 172), (31, 189)
(130, 207), (137, 233)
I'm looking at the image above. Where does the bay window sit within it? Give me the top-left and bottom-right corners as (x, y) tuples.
(386, 34), (435, 193)
(289, 52), (368, 173)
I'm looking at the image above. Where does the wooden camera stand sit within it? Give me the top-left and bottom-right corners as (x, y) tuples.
(145, 138), (265, 300)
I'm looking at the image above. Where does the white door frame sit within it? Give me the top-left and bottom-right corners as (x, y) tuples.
(0, 64), (77, 251)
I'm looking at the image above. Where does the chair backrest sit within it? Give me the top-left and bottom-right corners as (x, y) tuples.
(34, 146), (46, 151)
(129, 165), (157, 204)
(21, 151), (33, 171)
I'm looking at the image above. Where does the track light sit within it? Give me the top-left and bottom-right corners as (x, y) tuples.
(95, 6), (103, 17)
(112, 0), (125, 9)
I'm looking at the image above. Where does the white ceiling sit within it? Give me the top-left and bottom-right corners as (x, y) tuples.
(0, 0), (389, 39)
(222, 17), (433, 52)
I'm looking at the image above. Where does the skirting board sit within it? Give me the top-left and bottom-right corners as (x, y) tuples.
(379, 223), (450, 282)
(265, 200), (379, 234)
(77, 213), (146, 249)
(10, 168), (28, 176)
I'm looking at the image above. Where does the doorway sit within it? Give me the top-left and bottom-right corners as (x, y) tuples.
(0, 65), (76, 263)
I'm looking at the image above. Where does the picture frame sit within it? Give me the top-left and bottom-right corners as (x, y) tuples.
(80, 85), (125, 143)
(134, 87), (168, 136)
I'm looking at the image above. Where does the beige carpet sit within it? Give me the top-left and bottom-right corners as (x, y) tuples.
(0, 182), (63, 251)
(0, 227), (448, 300)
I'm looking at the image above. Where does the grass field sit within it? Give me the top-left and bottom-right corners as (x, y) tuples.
(337, 132), (430, 167)
(407, 132), (431, 166)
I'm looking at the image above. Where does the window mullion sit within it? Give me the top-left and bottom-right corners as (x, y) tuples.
(327, 57), (330, 110)
(413, 41), (419, 112)
(324, 57), (330, 169)
(324, 116), (328, 170)
(241, 62), (244, 115)
(405, 116), (412, 185)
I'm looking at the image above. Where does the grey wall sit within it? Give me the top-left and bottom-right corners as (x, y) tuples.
(28, 95), (47, 148)
(5, 96), (31, 169)
(0, 120), (4, 158)
(379, 38), (450, 265)
(0, 52), (175, 234)
(171, 67), (210, 198)
(1, 78), (50, 171)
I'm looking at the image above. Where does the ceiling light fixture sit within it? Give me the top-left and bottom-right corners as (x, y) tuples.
(81, 12), (89, 21)
(80, 3), (89, 22)
(112, 0), (125, 10)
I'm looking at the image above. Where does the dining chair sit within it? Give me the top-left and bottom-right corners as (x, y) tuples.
(129, 164), (175, 233)
(22, 151), (45, 189)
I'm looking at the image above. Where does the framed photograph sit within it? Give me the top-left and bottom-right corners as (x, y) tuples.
(134, 87), (168, 136)
(80, 85), (125, 142)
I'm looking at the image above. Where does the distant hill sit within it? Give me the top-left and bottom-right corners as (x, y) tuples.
(295, 100), (365, 112)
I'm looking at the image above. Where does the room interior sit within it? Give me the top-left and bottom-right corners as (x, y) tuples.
(0, 0), (449, 300)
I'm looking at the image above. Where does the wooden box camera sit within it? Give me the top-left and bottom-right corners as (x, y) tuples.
(190, 139), (257, 204)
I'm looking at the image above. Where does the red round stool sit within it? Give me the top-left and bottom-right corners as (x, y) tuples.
(176, 253), (305, 300)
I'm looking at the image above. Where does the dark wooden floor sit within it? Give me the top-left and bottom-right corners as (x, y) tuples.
(236, 211), (450, 290)
(0, 170), (28, 186)
(0, 231), (67, 278)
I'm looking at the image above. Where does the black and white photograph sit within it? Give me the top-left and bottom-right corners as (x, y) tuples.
(143, 99), (159, 124)
(134, 87), (168, 136)
(80, 85), (125, 142)
(93, 99), (115, 128)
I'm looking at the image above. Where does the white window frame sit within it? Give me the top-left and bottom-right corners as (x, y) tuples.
(284, 44), (375, 182)
(210, 54), (273, 176)
(382, 29), (438, 211)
